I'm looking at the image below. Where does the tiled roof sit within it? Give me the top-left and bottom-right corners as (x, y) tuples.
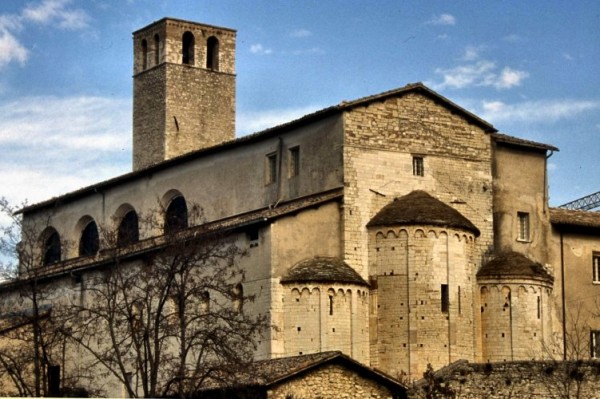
(550, 207), (600, 232)
(281, 257), (368, 286)
(477, 251), (553, 283)
(492, 133), (559, 152)
(19, 82), (498, 215)
(367, 190), (480, 236)
(201, 351), (406, 393)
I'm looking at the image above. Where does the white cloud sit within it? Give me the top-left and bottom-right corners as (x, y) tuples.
(237, 105), (324, 136)
(291, 47), (325, 56)
(432, 59), (529, 90)
(290, 29), (312, 38)
(480, 99), (600, 124)
(0, 26), (28, 67)
(250, 43), (273, 55)
(503, 34), (521, 42)
(495, 67), (529, 89)
(563, 53), (574, 61)
(0, 0), (90, 69)
(22, 0), (90, 30)
(427, 14), (456, 26)
(462, 45), (485, 61)
(0, 95), (131, 205)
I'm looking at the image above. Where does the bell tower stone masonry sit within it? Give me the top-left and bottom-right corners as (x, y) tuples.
(132, 18), (236, 171)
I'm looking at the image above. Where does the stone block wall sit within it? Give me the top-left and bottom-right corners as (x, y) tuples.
(267, 363), (400, 399)
(409, 360), (600, 399)
(282, 285), (369, 364)
(369, 226), (476, 380)
(132, 18), (236, 170)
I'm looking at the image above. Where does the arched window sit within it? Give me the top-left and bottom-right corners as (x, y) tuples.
(164, 196), (188, 234)
(117, 210), (139, 247)
(41, 228), (61, 265)
(206, 36), (219, 70)
(79, 220), (99, 257)
(141, 39), (148, 70)
(182, 31), (195, 65)
(153, 34), (160, 66)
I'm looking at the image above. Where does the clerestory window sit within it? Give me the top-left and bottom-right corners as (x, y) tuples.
(79, 221), (99, 257)
(165, 196), (188, 234)
(117, 210), (139, 247)
(42, 229), (61, 265)
(266, 153), (277, 184)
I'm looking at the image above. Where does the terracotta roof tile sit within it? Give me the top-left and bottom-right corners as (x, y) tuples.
(477, 252), (553, 283)
(367, 190), (480, 236)
(550, 207), (600, 231)
(281, 257), (368, 286)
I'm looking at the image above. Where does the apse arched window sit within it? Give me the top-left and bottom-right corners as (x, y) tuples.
(206, 36), (219, 70)
(79, 220), (99, 257)
(141, 39), (148, 70)
(164, 196), (188, 234)
(182, 31), (195, 65)
(117, 210), (139, 247)
(42, 228), (61, 265)
(153, 34), (160, 66)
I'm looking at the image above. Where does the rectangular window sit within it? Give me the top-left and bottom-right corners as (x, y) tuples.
(517, 212), (530, 241)
(591, 330), (600, 359)
(289, 146), (300, 177)
(265, 153), (277, 184)
(593, 253), (600, 283)
(441, 284), (449, 313)
(413, 156), (424, 177)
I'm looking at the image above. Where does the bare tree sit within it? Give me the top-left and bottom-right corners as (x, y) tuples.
(0, 197), (80, 396)
(58, 205), (268, 398)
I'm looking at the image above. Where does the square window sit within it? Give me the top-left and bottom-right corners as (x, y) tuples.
(413, 156), (424, 177)
(289, 147), (300, 177)
(265, 153), (277, 184)
(517, 212), (530, 241)
(593, 253), (600, 283)
(591, 330), (600, 358)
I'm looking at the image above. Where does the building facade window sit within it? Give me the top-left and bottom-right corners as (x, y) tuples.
(164, 196), (188, 234)
(117, 210), (139, 247)
(289, 146), (300, 177)
(441, 284), (449, 313)
(42, 229), (61, 265)
(141, 39), (148, 70)
(182, 31), (195, 65)
(206, 36), (219, 70)
(153, 34), (160, 66)
(517, 212), (530, 241)
(412, 156), (424, 176)
(593, 253), (600, 283)
(79, 221), (99, 257)
(266, 153), (277, 184)
(591, 330), (600, 359)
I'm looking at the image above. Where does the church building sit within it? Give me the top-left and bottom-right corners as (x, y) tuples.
(2, 17), (600, 396)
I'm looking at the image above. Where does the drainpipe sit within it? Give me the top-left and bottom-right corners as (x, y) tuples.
(560, 231), (567, 360)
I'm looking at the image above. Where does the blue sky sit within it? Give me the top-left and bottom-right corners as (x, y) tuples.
(0, 0), (598, 209)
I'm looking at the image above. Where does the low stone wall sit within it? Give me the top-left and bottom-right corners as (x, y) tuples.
(267, 363), (400, 399)
(409, 360), (600, 398)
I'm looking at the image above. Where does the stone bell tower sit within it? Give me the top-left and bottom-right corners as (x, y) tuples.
(132, 18), (236, 171)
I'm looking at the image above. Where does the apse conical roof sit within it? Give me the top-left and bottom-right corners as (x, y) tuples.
(367, 190), (480, 236)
